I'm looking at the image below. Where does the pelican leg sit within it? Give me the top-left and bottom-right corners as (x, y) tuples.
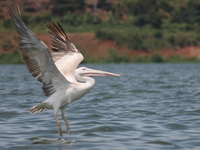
(61, 112), (71, 135)
(54, 113), (63, 136)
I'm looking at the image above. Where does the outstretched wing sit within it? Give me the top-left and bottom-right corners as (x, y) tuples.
(46, 22), (84, 83)
(7, 5), (70, 96)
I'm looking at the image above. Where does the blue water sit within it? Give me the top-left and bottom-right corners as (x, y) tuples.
(1, 64), (200, 150)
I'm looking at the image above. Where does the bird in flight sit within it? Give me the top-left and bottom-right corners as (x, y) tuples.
(7, 5), (120, 136)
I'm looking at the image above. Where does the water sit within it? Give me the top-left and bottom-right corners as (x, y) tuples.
(1, 64), (200, 150)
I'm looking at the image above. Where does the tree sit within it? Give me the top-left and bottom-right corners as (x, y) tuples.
(51, 0), (86, 16)
(126, 0), (163, 28)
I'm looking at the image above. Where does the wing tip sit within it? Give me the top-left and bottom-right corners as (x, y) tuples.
(46, 22), (70, 41)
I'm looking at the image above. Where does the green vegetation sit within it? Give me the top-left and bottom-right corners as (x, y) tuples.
(95, 26), (200, 51)
(83, 49), (200, 63)
(1, 0), (200, 63)
(0, 51), (23, 64)
(51, 0), (86, 16)
(1, 40), (14, 50)
(95, 0), (200, 51)
(0, 49), (199, 64)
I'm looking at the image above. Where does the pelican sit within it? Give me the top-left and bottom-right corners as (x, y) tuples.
(7, 6), (120, 136)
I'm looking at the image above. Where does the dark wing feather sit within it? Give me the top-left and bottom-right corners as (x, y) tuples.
(7, 5), (70, 96)
(46, 22), (82, 62)
(46, 22), (83, 82)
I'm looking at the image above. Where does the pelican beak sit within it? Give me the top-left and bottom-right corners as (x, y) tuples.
(84, 68), (120, 77)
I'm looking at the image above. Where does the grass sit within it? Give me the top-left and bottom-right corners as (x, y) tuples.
(82, 48), (200, 63)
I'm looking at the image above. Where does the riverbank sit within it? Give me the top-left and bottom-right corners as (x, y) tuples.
(1, 32), (200, 64)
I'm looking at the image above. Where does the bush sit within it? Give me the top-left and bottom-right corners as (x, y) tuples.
(30, 14), (51, 24)
(166, 32), (200, 48)
(3, 19), (14, 29)
(51, 0), (86, 16)
(151, 54), (164, 63)
(1, 40), (14, 50)
(134, 15), (147, 27)
(131, 55), (151, 63)
(61, 13), (101, 26)
(165, 55), (200, 63)
(95, 29), (115, 40)
(154, 31), (163, 39)
(0, 51), (23, 64)
(108, 49), (129, 63)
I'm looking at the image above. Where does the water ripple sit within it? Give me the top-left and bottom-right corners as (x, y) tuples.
(1, 64), (200, 150)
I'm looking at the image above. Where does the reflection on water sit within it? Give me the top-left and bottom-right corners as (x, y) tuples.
(30, 137), (75, 145)
(0, 64), (200, 150)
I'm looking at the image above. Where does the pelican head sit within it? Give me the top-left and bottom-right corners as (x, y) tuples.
(75, 67), (120, 77)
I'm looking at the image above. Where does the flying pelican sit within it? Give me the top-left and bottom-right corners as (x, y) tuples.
(7, 5), (120, 136)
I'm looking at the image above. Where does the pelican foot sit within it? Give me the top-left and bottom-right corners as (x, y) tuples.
(66, 124), (71, 135)
(58, 123), (63, 136)
(54, 114), (63, 136)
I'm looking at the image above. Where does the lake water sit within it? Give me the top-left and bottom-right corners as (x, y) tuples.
(0, 63), (200, 150)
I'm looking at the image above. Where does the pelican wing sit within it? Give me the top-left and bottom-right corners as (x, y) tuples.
(7, 6), (70, 96)
(46, 22), (84, 82)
